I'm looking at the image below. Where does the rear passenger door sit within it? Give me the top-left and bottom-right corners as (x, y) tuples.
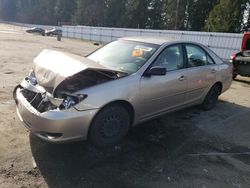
(184, 44), (218, 103)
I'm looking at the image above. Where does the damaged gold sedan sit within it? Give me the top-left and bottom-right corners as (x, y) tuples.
(13, 37), (233, 147)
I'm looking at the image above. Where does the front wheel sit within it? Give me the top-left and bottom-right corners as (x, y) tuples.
(89, 105), (130, 147)
(201, 85), (220, 111)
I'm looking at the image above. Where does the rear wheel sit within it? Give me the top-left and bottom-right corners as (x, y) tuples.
(232, 73), (237, 80)
(89, 105), (130, 147)
(201, 85), (220, 111)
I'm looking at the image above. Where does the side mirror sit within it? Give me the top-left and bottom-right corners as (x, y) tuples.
(144, 66), (167, 77)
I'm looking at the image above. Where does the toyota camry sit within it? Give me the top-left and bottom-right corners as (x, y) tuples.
(13, 37), (233, 147)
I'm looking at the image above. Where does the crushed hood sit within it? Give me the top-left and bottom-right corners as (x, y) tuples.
(33, 49), (118, 91)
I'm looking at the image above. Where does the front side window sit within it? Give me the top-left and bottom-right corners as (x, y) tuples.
(152, 45), (184, 71)
(87, 40), (159, 74)
(185, 44), (214, 67)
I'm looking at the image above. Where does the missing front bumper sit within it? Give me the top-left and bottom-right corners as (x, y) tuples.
(13, 87), (98, 143)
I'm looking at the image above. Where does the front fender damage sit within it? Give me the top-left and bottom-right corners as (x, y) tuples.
(15, 49), (127, 113)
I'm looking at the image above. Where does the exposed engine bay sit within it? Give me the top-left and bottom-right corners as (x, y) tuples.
(14, 49), (128, 113)
(17, 69), (124, 113)
(55, 69), (122, 96)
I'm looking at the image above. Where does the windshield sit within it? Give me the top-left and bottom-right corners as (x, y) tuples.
(87, 40), (159, 74)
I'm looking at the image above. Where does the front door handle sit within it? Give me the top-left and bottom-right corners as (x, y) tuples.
(179, 75), (185, 81)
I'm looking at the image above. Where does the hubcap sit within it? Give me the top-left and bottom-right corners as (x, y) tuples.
(101, 115), (122, 138)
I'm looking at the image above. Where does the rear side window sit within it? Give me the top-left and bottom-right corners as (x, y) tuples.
(185, 44), (214, 67)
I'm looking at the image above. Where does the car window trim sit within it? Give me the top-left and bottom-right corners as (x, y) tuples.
(184, 43), (207, 67)
(181, 43), (189, 69)
(183, 43), (216, 68)
(87, 40), (160, 75)
(206, 53), (216, 65)
(86, 40), (160, 57)
(143, 43), (186, 76)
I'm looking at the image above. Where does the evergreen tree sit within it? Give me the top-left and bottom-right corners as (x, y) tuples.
(204, 0), (247, 32)
(148, 0), (164, 29)
(243, 2), (250, 31)
(104, 0), (127, 27)
(73, 0), (106, 26)
(55, 0), (76, 24)
(161, 0), (188, 30)
(16, 0), (57, 25)
(0, 0), (17, 21)
(123, 0), (151, 29)
(187, 0), (218, 31)
(0, 0), (248, 32)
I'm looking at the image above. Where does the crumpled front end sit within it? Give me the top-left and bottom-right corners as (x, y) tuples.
(13, 49), (126, 142)
(13, 77), (98, 142)
(32, 49), (122, 92)
(15, 71), (89, 113)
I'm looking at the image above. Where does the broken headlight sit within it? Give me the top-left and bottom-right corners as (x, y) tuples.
(60, 94), (87, 110)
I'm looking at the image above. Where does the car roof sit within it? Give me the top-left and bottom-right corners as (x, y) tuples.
(120, 36), (176, 45)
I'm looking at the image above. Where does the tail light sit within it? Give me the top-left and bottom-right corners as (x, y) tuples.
(230, 53), (236, 60)
(241, 32), (250, 51)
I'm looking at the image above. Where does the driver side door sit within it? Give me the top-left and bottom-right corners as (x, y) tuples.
(138, 44), (188, 121)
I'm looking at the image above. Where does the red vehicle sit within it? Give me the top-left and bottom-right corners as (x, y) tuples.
(230, 32), (250, 79)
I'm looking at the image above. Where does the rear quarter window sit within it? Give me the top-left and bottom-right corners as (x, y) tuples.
(203, 46), (224, 64)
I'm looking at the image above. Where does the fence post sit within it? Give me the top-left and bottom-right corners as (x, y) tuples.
(73, 26), (76, 39)
(208, 33), (213, 47)
(90, 27), (92, 41)
(180, 32), (184, 40)
(81, 27), (83, 40)
(111, 28), (114, 42)
(99, 27), (102, 42)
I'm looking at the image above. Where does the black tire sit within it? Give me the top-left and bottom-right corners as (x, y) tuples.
(89, 105), (130, 147)
(201, 85), (220, 111)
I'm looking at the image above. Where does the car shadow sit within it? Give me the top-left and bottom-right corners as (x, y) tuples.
(234, 77), (250, 85)
(30, 101), (250, 188)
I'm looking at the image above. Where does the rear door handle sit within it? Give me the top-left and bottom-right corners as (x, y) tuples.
(179, 75), (185, 81)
